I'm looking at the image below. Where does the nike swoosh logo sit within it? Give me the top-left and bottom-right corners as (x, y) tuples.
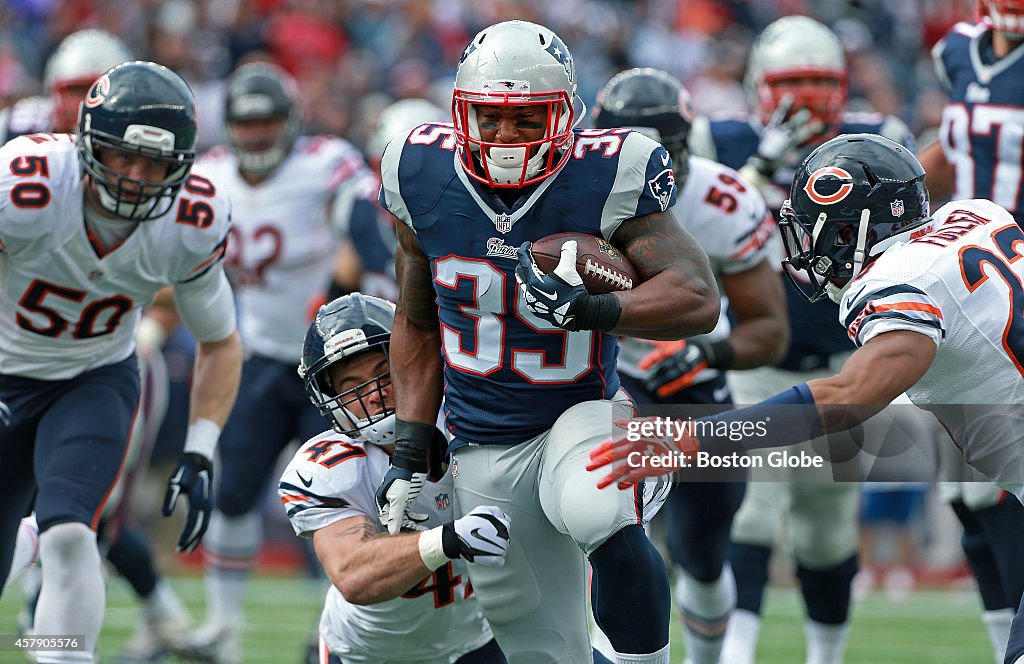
(846, 284), (868, 307)
(534, 287), (558, 301)
(662, 153), (670, 166)
(469, 527), (505, 551)
(297, 472), (313, 488)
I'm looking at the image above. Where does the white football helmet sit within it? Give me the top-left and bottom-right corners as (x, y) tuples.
(367, 98), (447, 165)
(44, 30), (133, 132)
(745, 16), (847, 136)
(980, 1), (1024, 38)
(453, 20), (585, 188)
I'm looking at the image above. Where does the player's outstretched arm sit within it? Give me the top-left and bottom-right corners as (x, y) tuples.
(610, 209), (720, 340)
(589, 330), (935, 487)
(314, 507), (511, 605)
(164, 270), (243, 551)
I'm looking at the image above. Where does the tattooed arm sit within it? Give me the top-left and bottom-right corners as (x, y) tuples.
(313, 514), (431, 605)
(610, 209), (720, 339)
(392, 222), (444, 426)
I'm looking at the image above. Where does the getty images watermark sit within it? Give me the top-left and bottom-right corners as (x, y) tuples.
(622, 416), (824, 470)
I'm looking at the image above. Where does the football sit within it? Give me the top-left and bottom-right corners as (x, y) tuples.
(529, 232), (639, 294)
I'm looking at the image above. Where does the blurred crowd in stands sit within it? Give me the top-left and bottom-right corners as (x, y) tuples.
(0, 0), (976, 154)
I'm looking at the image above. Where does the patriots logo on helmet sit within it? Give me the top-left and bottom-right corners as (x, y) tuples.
(544, 38), (574, 85)
(459, 40), (478, 64)
(435, 493), (451, 511)
(647, 168), (676, 212)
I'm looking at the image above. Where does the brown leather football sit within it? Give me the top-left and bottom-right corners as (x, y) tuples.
(529, 232), (638, 294)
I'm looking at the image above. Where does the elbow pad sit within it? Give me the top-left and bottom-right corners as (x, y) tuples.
(173, 269), (237, 342)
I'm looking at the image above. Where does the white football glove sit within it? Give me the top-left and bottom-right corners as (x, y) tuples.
(377, 470), (429, 535)
(748, 94), (825, 177)
(443, 505), (511, 566)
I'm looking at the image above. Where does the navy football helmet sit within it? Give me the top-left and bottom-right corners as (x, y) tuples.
(593, 67), (695, 183)
(77, 61), (197, 221)
(224, 62), (303, 176)
(299, 294), (396, 446)
(780, 133), (931, 303)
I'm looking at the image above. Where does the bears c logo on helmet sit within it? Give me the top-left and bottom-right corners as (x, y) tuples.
(803, 166), (854, 205)
(84, 74), (111, 109)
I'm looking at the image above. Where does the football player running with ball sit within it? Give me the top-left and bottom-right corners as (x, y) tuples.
(376, 20), (720, 664)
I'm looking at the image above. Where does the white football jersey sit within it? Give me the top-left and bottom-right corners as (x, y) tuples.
(839, 199), (1024, 495)
(199, 136), (369, 362)
(279, 431), (493, 663)
(618, 155), (778, 384)
(0, 134), (231, 380)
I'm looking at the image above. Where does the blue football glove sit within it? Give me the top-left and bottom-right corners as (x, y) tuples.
(515, 240), (622, 332)
(162, 452), (213, 553)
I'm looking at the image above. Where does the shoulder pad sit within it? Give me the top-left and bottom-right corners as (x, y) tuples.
(165, 167), (233, 280)
(281, 435), (369, 499)
(379, 123), (457, 229)
(0, 137), (81, 252)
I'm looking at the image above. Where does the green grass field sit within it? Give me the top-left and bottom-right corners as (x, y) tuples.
(0, 574), (993, 663)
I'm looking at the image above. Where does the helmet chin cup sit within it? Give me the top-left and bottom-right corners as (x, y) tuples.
(825, 282), (849, 304)
(488, 145), (527, 168)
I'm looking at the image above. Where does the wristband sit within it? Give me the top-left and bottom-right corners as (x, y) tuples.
(183, 418), (220, 460)
(570, 292), (622, 332)
(418, 526), (450, 570)
(393, 419), (437, 474)
(698, 383), (822, 454)
(697, 339), (736, 370)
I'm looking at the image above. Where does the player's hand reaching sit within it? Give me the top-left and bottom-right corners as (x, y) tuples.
(637, 339), (710, 397)
(377, 468), (429, 534)
(163, 452), (213, 553)
(444, 506), (511, 566)
(586, 417), (700, 489)
(747, 94), (824, 177)
(376, 419), (436, 535)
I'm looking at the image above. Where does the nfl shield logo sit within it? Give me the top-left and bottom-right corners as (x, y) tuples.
(494, 214), (513, 233)
(890, 200), (905, 217)
(435, 493), (450, 511)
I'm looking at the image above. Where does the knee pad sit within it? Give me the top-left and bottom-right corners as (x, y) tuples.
(38, 522), (98, 571)
(791, 486), (859, 568)
(556, 470), (631, 553)
(203, 510), (263, 560)
(729, 481), (784, 547)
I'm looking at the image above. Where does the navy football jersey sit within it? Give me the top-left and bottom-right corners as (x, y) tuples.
(690, 111), (916, 369)
(933, 21), (1024, 226)
(380, 124), (676, 445)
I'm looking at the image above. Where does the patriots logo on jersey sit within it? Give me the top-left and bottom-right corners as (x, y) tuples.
(647, 168), (676, 212)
